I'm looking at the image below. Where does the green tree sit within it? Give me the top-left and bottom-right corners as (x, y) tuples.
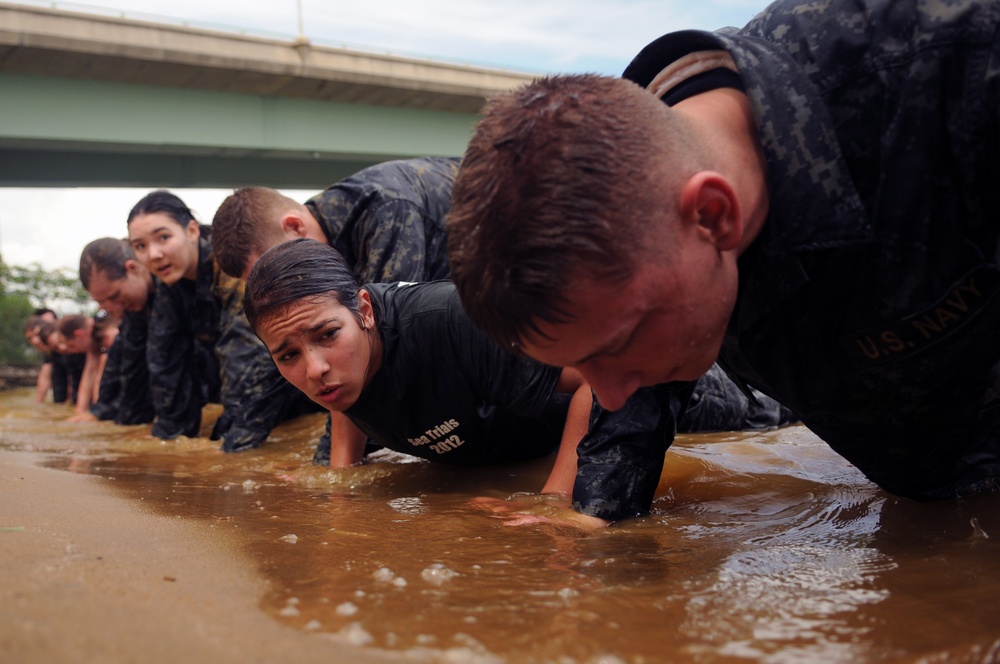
(0, 292), (39, 367)
(0, 260), (91, 311)
(0, 255), (93, 369)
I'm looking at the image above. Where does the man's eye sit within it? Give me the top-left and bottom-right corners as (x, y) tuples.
(605, 336), (635, 359)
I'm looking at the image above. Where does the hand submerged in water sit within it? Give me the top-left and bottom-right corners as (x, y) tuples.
(469, 494), (610, 531)
(66, 412), (100, 423)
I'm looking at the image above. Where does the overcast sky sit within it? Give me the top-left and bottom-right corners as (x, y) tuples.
(0, 0), (763, 274)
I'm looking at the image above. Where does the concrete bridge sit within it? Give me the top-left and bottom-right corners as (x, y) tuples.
(0, 2), (537, 188)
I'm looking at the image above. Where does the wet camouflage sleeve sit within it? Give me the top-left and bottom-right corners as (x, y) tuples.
(210, 265), (306, 452)
(113, 311), (155, 425)
(309, 156), (458, 284)
(680, 364), (796, 432)
(353, 200), (435, 284)
(313, 413), (332, 464)
(573, 383), (694, 521)
(88, 334), (122, 421)
(147, 281), (204, 439)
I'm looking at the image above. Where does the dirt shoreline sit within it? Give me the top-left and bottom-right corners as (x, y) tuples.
(0, 449), (400, 664)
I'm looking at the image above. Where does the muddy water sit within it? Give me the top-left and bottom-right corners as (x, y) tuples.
(2, 388), (999, 663)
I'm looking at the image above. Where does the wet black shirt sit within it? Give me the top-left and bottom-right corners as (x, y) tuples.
(345, 282), (567, 465)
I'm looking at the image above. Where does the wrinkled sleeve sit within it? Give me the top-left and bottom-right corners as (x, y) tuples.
(353, 200), (428, 283)
(88, 336), (122, 421)
(114, 314), (155, 425)
(679, 363), (796, 432)
(147, 284), (202, 438)
(211, 272), (304, 452)
(573, 383), (693, 521)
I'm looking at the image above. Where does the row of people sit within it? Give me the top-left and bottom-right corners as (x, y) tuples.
(23, 309), (86, 407)
(49, 156), (794, 515)
(25, 0), (1000, 528)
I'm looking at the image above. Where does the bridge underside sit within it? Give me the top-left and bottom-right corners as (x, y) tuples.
(0, 141), (393, 189)
(0, 3), (535, 188)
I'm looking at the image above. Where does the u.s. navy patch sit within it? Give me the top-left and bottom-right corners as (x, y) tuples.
(842, 265), (1000, 368)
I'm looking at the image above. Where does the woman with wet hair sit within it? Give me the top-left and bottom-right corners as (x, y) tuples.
(245, 238), (595, 516)
(126, 190), (316, 452)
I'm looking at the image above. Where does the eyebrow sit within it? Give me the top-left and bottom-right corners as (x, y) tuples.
(130, 226), (173, 243)
(267, 317), (340, 356)
(571, 327), (636, 366)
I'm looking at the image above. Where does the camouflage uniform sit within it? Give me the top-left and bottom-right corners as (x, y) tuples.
(576, 0), (1000, 520)
(89, 303), (155, 425)
(305, 157), (461, 285)
(147, 235), (317, 451)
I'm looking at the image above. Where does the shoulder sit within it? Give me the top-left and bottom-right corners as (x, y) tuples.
(369, 280), (455, 320)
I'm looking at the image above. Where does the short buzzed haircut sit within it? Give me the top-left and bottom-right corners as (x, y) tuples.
(57, 314), (88, 338)
(447, 74), (702, 349)
(79, 237), (135, 289)
(212, 187), (301, 279)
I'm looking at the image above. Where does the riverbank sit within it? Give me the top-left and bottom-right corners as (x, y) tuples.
(0, 449), (400, 664)
(0, 366), (38, 390)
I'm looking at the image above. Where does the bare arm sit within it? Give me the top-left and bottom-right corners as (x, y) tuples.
(541, 382), (591, 497)
(34, 363), (52, 403)
(328, 411), (368, 467)
(69, 350), (101, 418)
(474, 368), (610, 530)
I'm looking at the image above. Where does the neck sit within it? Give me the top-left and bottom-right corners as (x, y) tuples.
(363, 326), (384, 388)
(672, 88), (769, 254)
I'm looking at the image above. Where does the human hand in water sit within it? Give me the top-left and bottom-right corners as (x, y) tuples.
(469, 494), (610, 531)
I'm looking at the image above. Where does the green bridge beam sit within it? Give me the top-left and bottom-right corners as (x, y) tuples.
(0, 2), (536, 188)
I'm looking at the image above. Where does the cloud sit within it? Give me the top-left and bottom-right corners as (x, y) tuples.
(33, 0), (762, 73)
(0, 187), (312, 271)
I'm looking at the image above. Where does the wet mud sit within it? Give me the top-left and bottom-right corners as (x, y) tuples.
(2, 388), (999, 663)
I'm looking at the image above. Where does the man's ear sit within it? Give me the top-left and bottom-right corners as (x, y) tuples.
(678, 171), (744, 251)
(124, 258), (141, 275)
(280, 214), (309, 239)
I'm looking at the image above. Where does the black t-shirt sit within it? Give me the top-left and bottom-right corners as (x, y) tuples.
(345, 281), (567, 465)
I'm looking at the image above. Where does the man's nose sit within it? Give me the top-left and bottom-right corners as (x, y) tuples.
(581, 367), (642, 412)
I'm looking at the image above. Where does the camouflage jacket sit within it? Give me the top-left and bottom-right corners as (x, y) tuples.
(146, 236), (316, 451)
(90, 304), (155, 425)
(582, 0), (1000, 520)
(306, 156), (460, 285)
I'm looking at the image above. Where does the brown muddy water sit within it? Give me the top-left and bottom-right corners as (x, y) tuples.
(2, 387), (999, 663)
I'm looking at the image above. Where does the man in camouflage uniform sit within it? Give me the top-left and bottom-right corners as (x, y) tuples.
(212, 157), (461, 282)
(446, 0), (1000, 522)
(79, 237), (156, 425)
(148, 232), (316, 451)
